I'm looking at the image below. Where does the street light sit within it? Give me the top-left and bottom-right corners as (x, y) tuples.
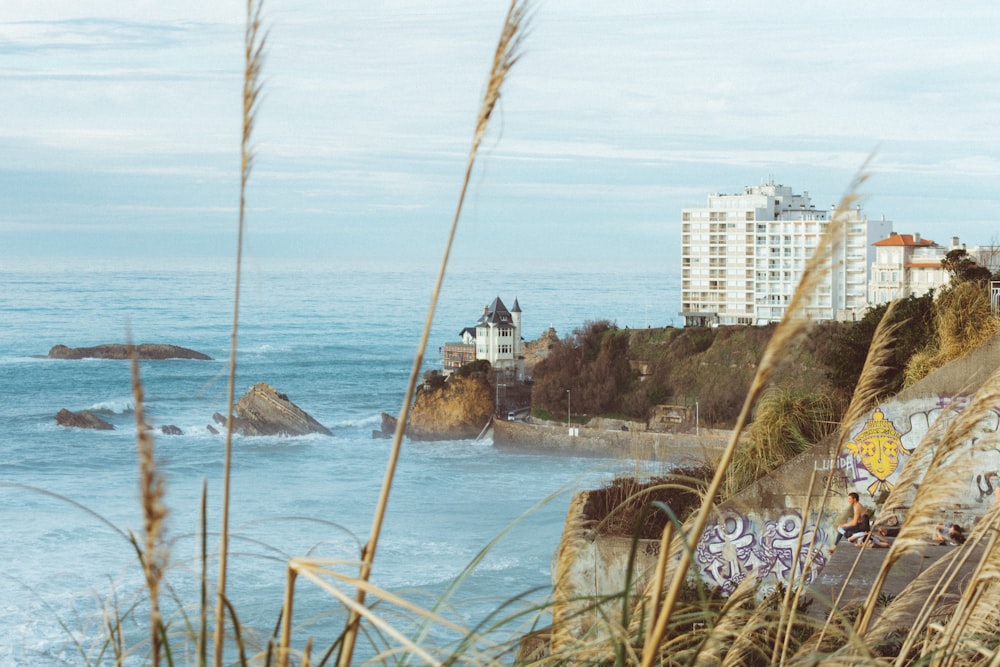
(566, 389), (571, 429)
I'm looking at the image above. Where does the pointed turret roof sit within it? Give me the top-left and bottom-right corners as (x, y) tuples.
(477, 296), (514, 328)
(512, 298), (521, 313)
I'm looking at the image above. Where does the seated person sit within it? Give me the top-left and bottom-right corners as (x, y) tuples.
(932, 522), (966, 545)
(847, 530), (889, 548)
(835, 492), (869, 544)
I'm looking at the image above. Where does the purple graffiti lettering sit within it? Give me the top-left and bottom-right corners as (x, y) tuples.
(836, 453), (869, 484)
(695, 510), (830, 593)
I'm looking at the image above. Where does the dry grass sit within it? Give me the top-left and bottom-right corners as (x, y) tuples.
(904, 279), (1000, 386)
(214, 0), (267, 664)
(68, 3), (1000, 665)
(724, 387), (838, 498)
(128, 345), (168, 667)
(637, 168), (870, 667)
(281, 2), (531, 666)
(582, 468), (712, 540)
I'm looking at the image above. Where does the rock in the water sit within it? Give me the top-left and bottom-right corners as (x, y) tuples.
(56, 408), (115, 430)
(206, 424), (219, 435)
(161, 425), (183, 435)
(48, 344), (211, 360)
(407, 374), (493, 440)
(372, 412), (398, 439)
(230, 382), (332, 437)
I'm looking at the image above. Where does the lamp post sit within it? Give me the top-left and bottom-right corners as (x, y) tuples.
(566, 389), (571, 429)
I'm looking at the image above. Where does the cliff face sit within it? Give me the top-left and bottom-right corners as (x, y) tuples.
(521, 326), (559, 376)
(408, 374), (494, 440)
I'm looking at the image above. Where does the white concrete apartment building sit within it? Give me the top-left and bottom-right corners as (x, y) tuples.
(680, 180), (892, 326)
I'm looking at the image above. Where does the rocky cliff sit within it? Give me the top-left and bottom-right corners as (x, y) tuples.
(407, 374), (494, 440)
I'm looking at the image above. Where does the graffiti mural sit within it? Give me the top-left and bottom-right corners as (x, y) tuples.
(694, 509), (829, 594)
(687, 393), (1000, 598)
(844, 407), (914, 498)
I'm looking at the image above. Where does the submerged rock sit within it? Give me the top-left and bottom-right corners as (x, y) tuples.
(229, 382), (332, 437)
(56, 408), (115, 430)
(48, 343), (212, 360)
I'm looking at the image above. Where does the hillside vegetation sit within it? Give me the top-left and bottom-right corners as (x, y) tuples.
(531, 276), (1000, 430)
(532, 320), (836, 428)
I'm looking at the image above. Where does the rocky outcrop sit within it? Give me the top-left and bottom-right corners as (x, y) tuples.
(56, 408), (115, 430)
(372, 412), (398, 439)
(160, 425), (183, 435)
(227, 382), (332, 436)
(48, 344), (211, 360)
(522, 327), (559, 375)
(407, 374), (494, 440)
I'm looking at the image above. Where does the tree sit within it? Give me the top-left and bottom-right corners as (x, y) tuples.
(941, 248), (993, 283)
(531, 320), (636, 417)
(823, 292), (937, 397)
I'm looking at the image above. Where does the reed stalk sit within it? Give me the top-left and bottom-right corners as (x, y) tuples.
(639, 168), (868, 667)
(215, 1), (266, 665)
(774, 467), (817, 665)
(129, 343), (168, 667)
(200, 481), (208, 667)
(798, 298), (903, 654)
(336, 3), (529, 665)
(855, 363), (1000, 638)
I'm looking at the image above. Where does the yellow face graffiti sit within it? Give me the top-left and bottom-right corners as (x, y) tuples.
(845, 408), (913, 497)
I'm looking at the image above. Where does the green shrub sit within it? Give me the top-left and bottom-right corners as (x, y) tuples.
(454, 358), (491, 377)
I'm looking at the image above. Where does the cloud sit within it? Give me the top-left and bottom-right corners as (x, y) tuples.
(4, 2), (1000, 263)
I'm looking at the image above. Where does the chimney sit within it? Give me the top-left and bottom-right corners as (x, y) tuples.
(952, 236), (960, 248)
(914, 232), (921, 243)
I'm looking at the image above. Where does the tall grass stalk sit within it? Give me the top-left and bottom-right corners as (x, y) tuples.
(335, 2), (529, 665)
(128, 345), (168, 667)
(855, 363), (1000, 638)
(200, 481), (208, 667)
(774, 467), (817, 665)
(639, 169), (868, 667)
(861, 457), (1000, 664)
(215, 0), (266, 665)
(808, 297), (904, 649)
(923, 526), (997, 665)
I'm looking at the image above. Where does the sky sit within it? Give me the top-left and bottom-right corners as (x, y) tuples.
(4, 1), (1000, 272)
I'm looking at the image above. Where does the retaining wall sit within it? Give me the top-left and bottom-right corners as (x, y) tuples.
(493, 419), (728, 465)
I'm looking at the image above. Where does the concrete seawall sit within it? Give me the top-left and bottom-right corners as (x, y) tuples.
(493, 419), (728, 466)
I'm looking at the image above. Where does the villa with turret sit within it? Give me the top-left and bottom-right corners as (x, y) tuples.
(443, 296), (524, 381)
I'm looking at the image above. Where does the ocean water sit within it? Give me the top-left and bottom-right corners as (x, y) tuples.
(0, 258), (680, 665)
